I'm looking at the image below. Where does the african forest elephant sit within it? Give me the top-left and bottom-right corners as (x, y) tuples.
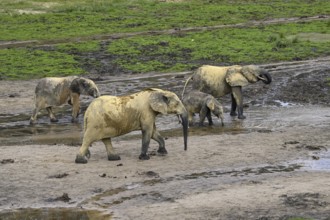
(75, 88), (188, 164)
(30, 76), (100, 124)
(182, 90), (224, 127)
(182, 65), (272, 119)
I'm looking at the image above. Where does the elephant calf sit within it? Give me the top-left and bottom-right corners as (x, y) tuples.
(182, 65), (272, 119)
(30, 76), (100, 124)
(183, 90), (224, 127)
(75, 88), (188, 164)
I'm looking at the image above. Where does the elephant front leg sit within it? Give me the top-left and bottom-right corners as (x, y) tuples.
(231, 87), (246, 119)
(139, 129), (152, 160)
(152, 128), (167, 155)
(230, 94), (237, 116)
(199, 106), (209, 126)
(46, 107), (58, 122)
(102, 138), (121, 161)
(71, 93), (80, 123)
(206, 110), (214, 126)
(30, 107), (40, 125)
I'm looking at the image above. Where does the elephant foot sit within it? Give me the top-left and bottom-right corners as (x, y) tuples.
(108, 154), (121, 161)
(238, 115), (246, 119)
(230, 112), (237, 116)
(75, 154), (88, 164)
(139, 153), (150, 160)
(50, 118), (59, 123)
(71, 117), (79, 123)
(157, 147), (168, 155)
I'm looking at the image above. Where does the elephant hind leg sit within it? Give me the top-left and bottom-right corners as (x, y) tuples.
(46, 107), (58, 122)
(75, 134), (95, 164)
(102, 138), (121, 161)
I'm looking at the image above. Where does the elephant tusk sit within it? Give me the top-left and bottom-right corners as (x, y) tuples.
(257, 75), (267, 81)
(177, 115), (183, 124)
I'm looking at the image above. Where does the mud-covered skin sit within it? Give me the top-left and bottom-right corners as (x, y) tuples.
(75, 88), (188, 163)
(182, 90), (224, 127)
(182, 65), (272, 119)
(29, 76), (100, 124)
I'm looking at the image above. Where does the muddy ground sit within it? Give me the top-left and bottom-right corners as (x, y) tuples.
(0, 57), (330, 219)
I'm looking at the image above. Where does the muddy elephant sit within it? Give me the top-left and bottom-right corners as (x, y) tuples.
(182, 65), (272, 119)
(30, 76), (100, 124)
(182, 90), (224, 127)
(75, 88), (188, 164)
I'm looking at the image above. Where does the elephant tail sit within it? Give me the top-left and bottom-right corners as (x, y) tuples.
(181, 75), (193, 99)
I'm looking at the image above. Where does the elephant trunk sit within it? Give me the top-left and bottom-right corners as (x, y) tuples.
(179, 112), (189, 151)
(258, 70), (272, 84)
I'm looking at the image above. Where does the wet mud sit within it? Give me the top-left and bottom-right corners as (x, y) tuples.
(0, 57), (330, 219)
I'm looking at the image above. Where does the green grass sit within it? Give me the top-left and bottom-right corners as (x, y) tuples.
(0, 48), (85, 80)
(107, 20), (330, 73)
(0, 0), (329, 79)
(0, 0), (329, 41)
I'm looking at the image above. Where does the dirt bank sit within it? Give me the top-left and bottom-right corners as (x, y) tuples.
(0, 57), (330, 219)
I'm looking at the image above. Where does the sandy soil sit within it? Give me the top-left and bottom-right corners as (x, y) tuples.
(0, 57), (330, 219)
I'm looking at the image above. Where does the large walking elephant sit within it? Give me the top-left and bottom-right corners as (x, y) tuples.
(182, 65), (272, 119)
(75, 88), (188, 164)
(30, 76), (100, 124)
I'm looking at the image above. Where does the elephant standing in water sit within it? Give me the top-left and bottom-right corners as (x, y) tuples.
(30, 76), (100, 124)
(182, 90), (224, 127)
(75, 88), (188, 164)
(182, 65), (272, 119)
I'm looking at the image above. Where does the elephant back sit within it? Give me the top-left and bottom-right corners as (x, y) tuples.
(191, 65), (234, 97)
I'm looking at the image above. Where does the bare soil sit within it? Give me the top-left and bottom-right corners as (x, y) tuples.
(0, 55), (329, 219)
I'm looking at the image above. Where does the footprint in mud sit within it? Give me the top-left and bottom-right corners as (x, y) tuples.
(280, 193), (328, 208)
(0, 159), (14, 164)
(138, 171), (160, 178)
(48, 173), (69, 179)
(46, 193), (71, 203)
(283, 141), (327, 151)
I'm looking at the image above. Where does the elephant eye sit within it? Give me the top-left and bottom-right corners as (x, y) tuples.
(162, 95), (169, 104)
(82, 82), (88, 88)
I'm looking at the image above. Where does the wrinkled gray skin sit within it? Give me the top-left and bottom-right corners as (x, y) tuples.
(182, 65), (272, 119)
(75, 88), (188, 164)
(30, 76), (100, 124)
(183, 90), (224, 127)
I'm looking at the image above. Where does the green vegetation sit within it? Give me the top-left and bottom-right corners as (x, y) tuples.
(0, 0), (329, 79)
(107, 20), (330, 73)
(0, 49), (85, 80)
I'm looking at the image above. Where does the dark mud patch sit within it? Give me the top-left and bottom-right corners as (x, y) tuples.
(244, 57), (330, 107)
(281, 193), (328, 209)
(276, 70), (330, 105)
(0, 208), (112, 220)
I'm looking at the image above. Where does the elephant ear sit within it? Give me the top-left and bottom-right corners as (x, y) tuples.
(241, 65), (260, 83)
(206, 98), (215, 111)
(149, 92), (168, 115)
(225, 67), (249, 87)
(70, 77), (81, 94)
